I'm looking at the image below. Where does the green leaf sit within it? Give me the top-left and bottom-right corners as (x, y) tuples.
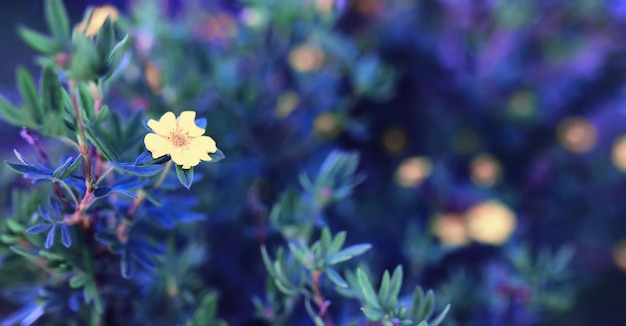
(430, 304), (451, 326)
(95, 18), (115, 60)
(320, 227), (332, 257)
(175, 164), (194, 189)
(357, 268), (380, 309)
(327, 243), (371, 265)
(387, 266), (403, 308)
(418, 290), (435, 322)
(104, 34), (130, 80)
(69, 274), (91, 288)
(208, 148), (226, 163)
(17, 26), (59, 54)
(94, 105), (110, 125)
(260, 246), (276, 278)
(326, 267), (348, 288)
(41, 65), (63, 113)
(78, 83), (96, 120)
(0, 97), (24, 126)
(328, 231), (347, 254)
(361, 306), (385, 321)
(58, 155), (84, 179)
(6, 219), (25, 234)
(9, 245), (39, 259)
(85, 126), (119, 161)
(16, 67), (41, 124)
(378, 270), (391, 309)
(45, 0), (70, 43)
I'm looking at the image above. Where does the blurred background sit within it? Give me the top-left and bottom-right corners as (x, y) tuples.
(2, 0), (626, 325)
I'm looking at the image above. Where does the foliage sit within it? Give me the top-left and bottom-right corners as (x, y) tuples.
(0, 0), (603, 325)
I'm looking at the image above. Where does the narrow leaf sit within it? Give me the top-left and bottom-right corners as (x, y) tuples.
(17, 26), (59, 54)
(326, 267), (348, 288)
(114, 162), (163, 176)
(176, 164), (194, 189)
(61, 225), (72, 247)
(430, 304), (451, 326)
(327, 243), (371, 265)
(45, 225), (57, 249)
(0, 97), (24, 125)
(45, 0), (70, 42)
(69, 274), (90, 288)
(16, 67), (41, 124)
(208, 148), (226, 163)
(357, 268), (380, 309)
(25, 224), (51, 234)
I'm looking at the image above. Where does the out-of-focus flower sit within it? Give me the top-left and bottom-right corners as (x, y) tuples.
(431, 213), (470, 247)
(612, 135), (626, 172)
(316, 0), (335, 15)
(144, 62), (163, 94)
(289, 44), (325, 73)
(557, 117), (597, 153)
(395, 156), (432, 187)
(470, 153), (502, 187)
(351, 0), (384, 17)
(508, 90), (537, 120)
(382, 128), (408, 155)
(465, 200), (516, 245)
(144, 111), (217, 169)
(275, 91), (300, 119)
(75, 5), (119, 37)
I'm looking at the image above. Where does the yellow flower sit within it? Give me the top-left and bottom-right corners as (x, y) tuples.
(144, 111), (217, 169)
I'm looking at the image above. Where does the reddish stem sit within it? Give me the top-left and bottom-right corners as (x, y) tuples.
(312, 270), (335, 326)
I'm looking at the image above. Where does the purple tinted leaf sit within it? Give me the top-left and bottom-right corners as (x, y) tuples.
(38, 206), (54, 222)
(121, 249), (134, 279)
(45, 225), (57, 249)
(61, 225), (71, 248)
(25, 224), (51, 234)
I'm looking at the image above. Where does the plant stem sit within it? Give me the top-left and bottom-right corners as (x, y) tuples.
(117, 160), (172, 242)
(312, 270), (334, 326)
(68, 80), (94, 229)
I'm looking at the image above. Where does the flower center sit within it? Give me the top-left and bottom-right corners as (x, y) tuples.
(170, 130), (190, 147)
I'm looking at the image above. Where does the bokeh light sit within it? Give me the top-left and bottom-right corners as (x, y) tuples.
(508, 90), (537, 119)
(289, 44), (325, 73)
(470, 153), (502, 187)
(612, 240), (626, 272)
(557, 117), (597, 153)
(612, 135), (626, 172)
(395, 156), (432, 187)
(314, 112), (342, 139)
(382, 128), (408, 155)
(431, 213), (470, 247)
(194, 13), (238, 42)
(144, 63), (163, 95)
(465, 200), (516, 245)
(75, 5), (119, 37)
(275, 91), (300, 119)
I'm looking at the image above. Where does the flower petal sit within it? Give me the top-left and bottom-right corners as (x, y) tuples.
(178, 111), (205, 137)
(148, 112), (176, 136)
(189, 136), (217, 154)
(171, 148), (201, 169)
(144, 133), (172, 159)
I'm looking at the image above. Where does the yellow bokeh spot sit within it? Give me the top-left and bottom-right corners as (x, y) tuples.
(612, 240), (626, 272)
(431, 213), (470, 247)
(470, 153), (502, 187)
(395, 156), (432, 187)
(144, 63), (163, 95)
(465, 200), (516, 245)
(452, 129), (479, 154)
(289, 44), (325, 73)
(241, 8), (266, 28)
(382, 128), (408, 155)
(275, 91), (300, 119)
(75, 5), (119, 37)
(314, 113), (342, 139)
(557, 117), (597, 153)
(612, 135), (626, 172)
